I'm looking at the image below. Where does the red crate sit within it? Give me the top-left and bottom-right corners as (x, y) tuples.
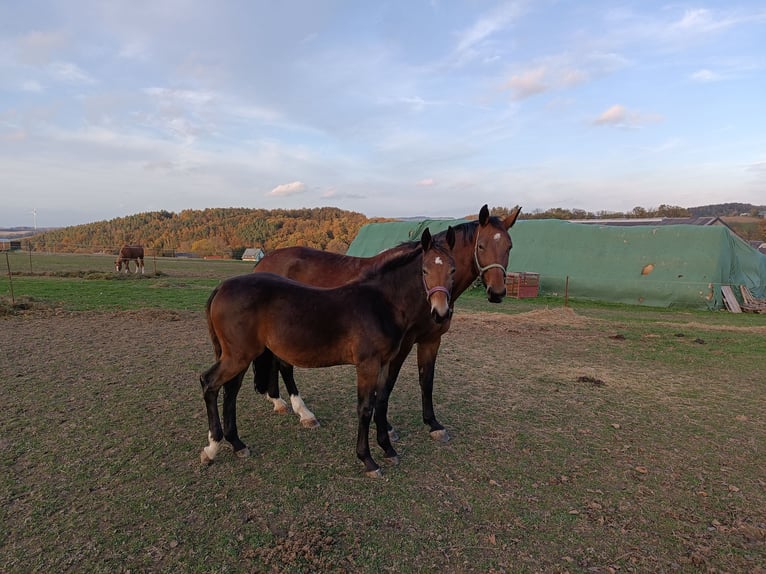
(505, 272), (540, 298)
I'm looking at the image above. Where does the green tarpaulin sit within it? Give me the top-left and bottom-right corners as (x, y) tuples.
(347, 219), (766, 310)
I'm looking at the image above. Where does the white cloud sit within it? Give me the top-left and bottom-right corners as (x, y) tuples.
(17, 31), (68, 66)
(690, 69), (722, 82)
(417, 178), (436, 186)
(268, 181), (307, 197)
(504, 67), (548, 100)
(593, 104), (662, 128)
(21, 80), (43, 92)
(453, 1), (525, 65)
(48, 61), (95, 84)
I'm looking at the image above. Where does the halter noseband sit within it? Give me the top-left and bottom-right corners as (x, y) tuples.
(424, 279), (451, 304)
(473, 226), (507, 281)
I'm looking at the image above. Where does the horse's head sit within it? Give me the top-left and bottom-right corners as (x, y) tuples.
(473, 204), (521, 303)
(421, 226), (456, 324)
(114, 259), (121, 272)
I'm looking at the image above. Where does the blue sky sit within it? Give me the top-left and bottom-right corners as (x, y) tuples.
(1, 1), (765, 228)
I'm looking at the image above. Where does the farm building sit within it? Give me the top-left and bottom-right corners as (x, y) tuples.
(0, 239), (23, 251)
(347, 218), (766, 310)
(241, 247), (265, 263)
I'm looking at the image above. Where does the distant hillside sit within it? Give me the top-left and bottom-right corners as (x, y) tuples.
(688, 203), (766, 217)
(24, 207), (384, 257)
(15, 202), (766, 257)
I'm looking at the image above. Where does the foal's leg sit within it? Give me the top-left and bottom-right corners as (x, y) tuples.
(222, 372), (250, 457)
(279, 360), (319, 428)
(381, 341), (415, 442)
(373, 364), (399, 465)
(355, 362), (384, 477)
(417, 337), (450, 442)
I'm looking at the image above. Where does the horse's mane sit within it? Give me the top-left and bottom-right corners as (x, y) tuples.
(443, 215), (504, 245)
(360, 241), (422, 281)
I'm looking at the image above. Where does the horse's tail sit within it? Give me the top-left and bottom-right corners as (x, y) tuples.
(205, 286), (223, 359)
(252, 349), (275, 394)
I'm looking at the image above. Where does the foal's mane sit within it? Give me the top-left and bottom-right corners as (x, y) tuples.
(360, 241), (422, 281)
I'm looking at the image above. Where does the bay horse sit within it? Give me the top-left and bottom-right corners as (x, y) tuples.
(200, 227), (456, 477)
(115, 245), (145, 274)
(252, 204), (520, 440)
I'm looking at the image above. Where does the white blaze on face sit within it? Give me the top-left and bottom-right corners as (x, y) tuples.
(434, 257), (443, 265)
(493, 232), (502, 242)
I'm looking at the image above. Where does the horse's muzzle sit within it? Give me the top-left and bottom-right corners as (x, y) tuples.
(486, 286), (506, 303)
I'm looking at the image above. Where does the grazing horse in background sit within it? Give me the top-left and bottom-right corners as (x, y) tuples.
(115, 245), (145, 274)
(252, 204), (521, 440)
(200, 227), (456, 477)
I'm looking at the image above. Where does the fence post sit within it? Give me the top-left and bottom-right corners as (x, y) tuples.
(4, 252), (14, 305)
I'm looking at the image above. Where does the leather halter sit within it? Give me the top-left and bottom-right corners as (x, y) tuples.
(473, 226), (507, 281)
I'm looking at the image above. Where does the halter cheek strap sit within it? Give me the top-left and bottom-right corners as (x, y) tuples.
(473, 229), (507, 280)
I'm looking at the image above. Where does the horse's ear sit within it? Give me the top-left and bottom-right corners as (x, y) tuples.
(479, 204), (490, 226)
(446, 226), (456, 250)
(504, 205), (522, 229)
(421, 227), (433, 250)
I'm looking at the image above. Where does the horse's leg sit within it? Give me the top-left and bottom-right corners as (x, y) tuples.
(222, 371), (250, 457)
(199, 359), (250, 464)
(417, 337), (450, 442)
(381, 341), (415, 442)
(199, 362), (226, 464)
(356, 362), (383, 478)
(140, 259), (144, 274)
(253, 349), (289, 414)
(279, 360), (319, 428)
(374, 363), (399, 465)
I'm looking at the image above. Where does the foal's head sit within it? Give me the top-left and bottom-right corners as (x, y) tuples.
(420, 226), (456, 324)
(472, 204), (521, 303)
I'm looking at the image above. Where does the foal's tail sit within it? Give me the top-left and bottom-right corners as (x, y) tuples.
(205, 286), (223, 360)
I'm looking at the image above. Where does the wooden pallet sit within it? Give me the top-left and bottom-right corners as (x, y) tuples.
(740, 285), (766, 313)
(721, 285), (742, 313)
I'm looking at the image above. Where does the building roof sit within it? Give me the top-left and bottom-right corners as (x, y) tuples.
(569, 216), (727, 227)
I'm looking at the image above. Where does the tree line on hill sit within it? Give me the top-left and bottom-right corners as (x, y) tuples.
(19, 203), (766, 257)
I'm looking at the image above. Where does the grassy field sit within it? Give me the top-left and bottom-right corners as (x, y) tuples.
(1, 252), (765, 573)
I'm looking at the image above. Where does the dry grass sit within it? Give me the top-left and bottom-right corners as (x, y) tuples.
(1, 305), (764, 573)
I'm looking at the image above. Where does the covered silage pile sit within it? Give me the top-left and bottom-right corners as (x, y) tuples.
(347, 218), (766, 310)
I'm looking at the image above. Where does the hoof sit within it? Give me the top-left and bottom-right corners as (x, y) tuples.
(300, 417), (320, 429)
(274, 404), (290, 414)
(234, 447), (251, 459)
(384, 455), (400, 466)
(430, 429), (451, 443)
(200, 450), (214, 465)
(365, 468), (384, 479)
(388, 428), (400, 442)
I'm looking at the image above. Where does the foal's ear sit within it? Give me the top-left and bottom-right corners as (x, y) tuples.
(421, 227), (433, 250)
(446, 226), (456, 250)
